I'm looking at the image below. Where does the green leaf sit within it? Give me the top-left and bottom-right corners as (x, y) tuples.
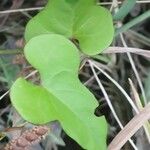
(25, 0), (114, 55)
(10, 78), (57, 123)
(11, 34), (107, 150)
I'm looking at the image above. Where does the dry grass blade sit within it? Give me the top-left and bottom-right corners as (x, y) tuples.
(120, 34), (147, 105)
(129, 79), (150, 143)
(89, 60), (139, 113)
(0, 0), (149, 14)
(129, 79), (144, 110)
(108, 103), (150, 150)
(89, 62), (138, 150)
(98, 0), (150, 5)
(0, 7), (44, 14)
(104, 47), (150, 58)
(0, 1), (150, 14)
(0, 0), (24, 26)
(0, 91), (9, 101)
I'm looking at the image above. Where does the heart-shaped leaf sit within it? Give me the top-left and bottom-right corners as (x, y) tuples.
(11, 34), (107, 150)
(25, 0), (114, 55)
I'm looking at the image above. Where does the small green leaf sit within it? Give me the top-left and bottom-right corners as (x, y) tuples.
(10, 78), (57, 123)
(25, 0), (114, 55)
(11, 34), (107, 150)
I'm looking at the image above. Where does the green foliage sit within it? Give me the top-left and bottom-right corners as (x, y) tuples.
(10, 0), (114, 149)
(11, 34), (107, 150)
(25, 0), (114, 55)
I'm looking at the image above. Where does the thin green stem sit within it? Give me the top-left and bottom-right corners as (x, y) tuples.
(115, 10), (150, 36)
(0, 49), (22, 55)
(113, 0), (137, 20)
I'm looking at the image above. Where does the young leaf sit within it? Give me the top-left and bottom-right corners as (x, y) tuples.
(11, 34), (107, 150)
(25, 0), (114, 55)
(10, 78), (57, 123)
